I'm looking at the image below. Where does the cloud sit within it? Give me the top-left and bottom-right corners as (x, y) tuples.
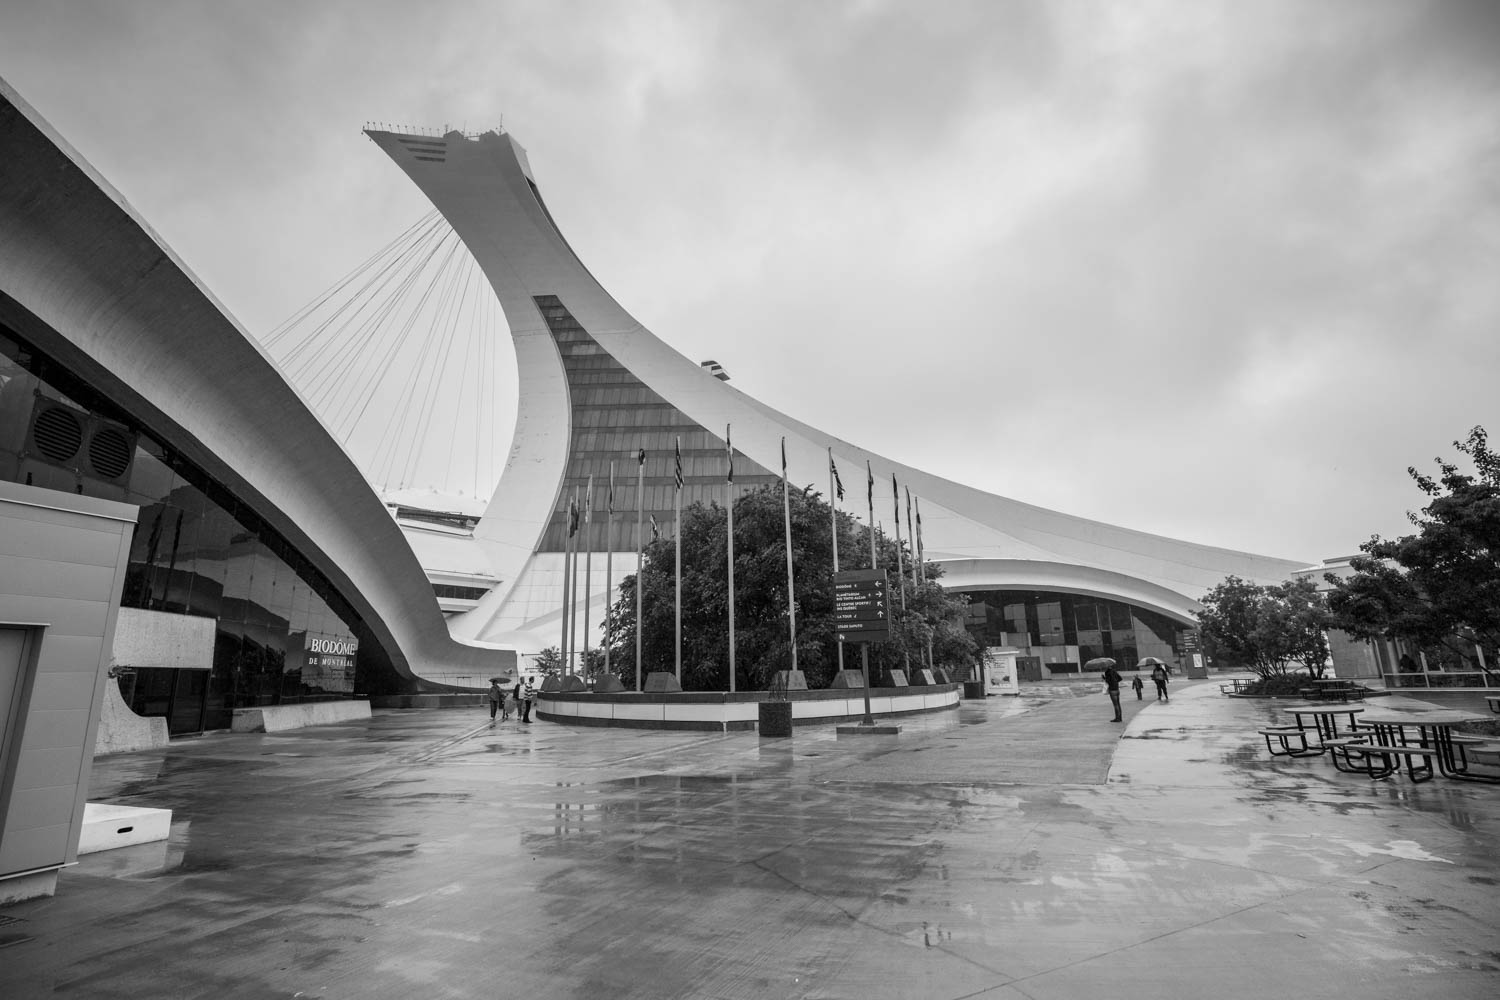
(1, 0), (1495, 562)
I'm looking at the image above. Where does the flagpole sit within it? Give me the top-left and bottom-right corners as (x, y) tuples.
(726, 425), (736, 693)
(892, 474), (911, 678)
(782, 437), (798, 674)
(674, 436), (683, 683)
(829, 448), (843, 677)
(569, 486), (581, 677)
(906, 486), (926, 673)
(561, 487), (576, 676)
(635, 450), (644, 692)
(559, 496), (571, 673)
(582, 475), (594, 680)
(605, 462), (614, 678)
(864, 460), (877, 715)
(916, 495), (933, 672)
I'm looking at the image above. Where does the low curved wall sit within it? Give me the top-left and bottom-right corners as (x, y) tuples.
(536, 684), (962, 731)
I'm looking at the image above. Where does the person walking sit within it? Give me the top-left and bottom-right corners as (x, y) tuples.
(1131, 672), (1144, 701)
(520, 677), (537, 723)
(487, 679), (503, 721)
(1103, 661), (1123, 722)
(1151, 663), (1170, 702)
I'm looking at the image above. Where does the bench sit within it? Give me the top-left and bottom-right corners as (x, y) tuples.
(1340, 743), (1441, 783)
(1258, 727), (1321, 758)
(1486, 694), (1500, 715)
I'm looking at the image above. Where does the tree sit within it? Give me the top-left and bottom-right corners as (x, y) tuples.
(600, 484), (977, 691)
(1325, 426), (1500, 677)
(531, 646), (562, 678)
(1195, 576), (1332, 679)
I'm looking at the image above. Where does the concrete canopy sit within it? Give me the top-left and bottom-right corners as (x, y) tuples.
(0, 78), (504, 688)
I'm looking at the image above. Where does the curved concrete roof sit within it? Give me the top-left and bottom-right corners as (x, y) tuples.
(366, 125), (1311, 646)
(0, 78), (504, 686)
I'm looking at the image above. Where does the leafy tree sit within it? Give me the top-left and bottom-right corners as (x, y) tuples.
(1325, 426), (1500, 677)
(1196, 576), (1332, 679)
(531, 646), (562, 677)
(600, 484), (977, 691)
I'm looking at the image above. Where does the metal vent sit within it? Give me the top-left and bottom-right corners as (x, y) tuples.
(32, 406), (83, 462)
(89, 426), (133, 479)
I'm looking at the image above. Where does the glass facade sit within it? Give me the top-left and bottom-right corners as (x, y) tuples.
(956, 589), (1187, 674)
(533, 295), (780, 551)
(1, 329), (369, 735)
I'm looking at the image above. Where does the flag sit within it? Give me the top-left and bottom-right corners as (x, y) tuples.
(781, 437), (788, 479)
(568, 495), (580, 536)
(585, 475), (594, 524)
(725, 424), (734, 484)
(891, 473), (900, 529)
(674, 437), (683, 491)
(637, 448), (646, 466)
(649, 513), (660, 540)
(915, 497), (924, 558)
(607, 462), (615, 516)
(830, 454), (844, 501)
(866, 460), (874, 510)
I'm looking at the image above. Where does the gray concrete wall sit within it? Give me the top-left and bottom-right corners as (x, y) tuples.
(0, 481), (135, 901)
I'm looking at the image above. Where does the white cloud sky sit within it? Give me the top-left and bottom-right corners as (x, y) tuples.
(2, 0), (1496, 565)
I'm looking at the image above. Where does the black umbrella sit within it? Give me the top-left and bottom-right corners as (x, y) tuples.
(1084, 657), (1117, 670)
(1138, 657), (1165, 667)
(489, 676), (511, 684)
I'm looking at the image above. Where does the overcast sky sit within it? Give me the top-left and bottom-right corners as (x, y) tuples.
(3, 0), (1496, 566)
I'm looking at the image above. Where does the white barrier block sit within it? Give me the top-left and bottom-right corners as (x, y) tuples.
(79, 802), (171, 854)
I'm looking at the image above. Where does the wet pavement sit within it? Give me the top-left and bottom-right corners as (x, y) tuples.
(2, 680), (1497, 999)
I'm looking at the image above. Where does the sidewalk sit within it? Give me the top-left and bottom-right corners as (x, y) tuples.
(2, 680), (1496, 999)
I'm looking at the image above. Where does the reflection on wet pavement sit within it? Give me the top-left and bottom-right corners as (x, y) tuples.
(1, 682), (1496, 999)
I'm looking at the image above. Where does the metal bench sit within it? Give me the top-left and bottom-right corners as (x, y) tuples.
(1258, 727), (1321, 758)
(1341, 743), (1441, 782)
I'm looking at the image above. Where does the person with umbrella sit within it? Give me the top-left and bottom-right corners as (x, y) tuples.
(1089, 657), (1123, 723)
(1145, 658), (1170, 702)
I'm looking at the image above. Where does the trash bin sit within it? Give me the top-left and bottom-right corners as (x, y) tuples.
(759, 701), (793, 737)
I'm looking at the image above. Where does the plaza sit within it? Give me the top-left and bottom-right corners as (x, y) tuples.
(2, 679), (1496, 999)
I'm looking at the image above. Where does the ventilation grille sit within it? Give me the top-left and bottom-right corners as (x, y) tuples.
(24, 401), (137, 483)
(89, 426), (133, 479)
(31, 406), (83, 462)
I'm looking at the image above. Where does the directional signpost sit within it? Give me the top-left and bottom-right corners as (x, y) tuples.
(834, 569), (891, 726)
(834, 569), (892, 643)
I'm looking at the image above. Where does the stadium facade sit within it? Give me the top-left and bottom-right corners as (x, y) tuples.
(364, 126), (1309, 681)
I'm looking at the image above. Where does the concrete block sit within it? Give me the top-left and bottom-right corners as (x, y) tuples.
(644, 672), (682, 692)
(231, 700), (371, 733)
(79, 802), (171, 854)
(837, 723), (903, 736)
(95, 676), (169, 755)
(829, 670), (866, 689)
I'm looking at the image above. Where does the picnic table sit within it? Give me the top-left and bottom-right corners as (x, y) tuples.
(1354, 706), (1500, 784)
(1281, 703), (1364, 743)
